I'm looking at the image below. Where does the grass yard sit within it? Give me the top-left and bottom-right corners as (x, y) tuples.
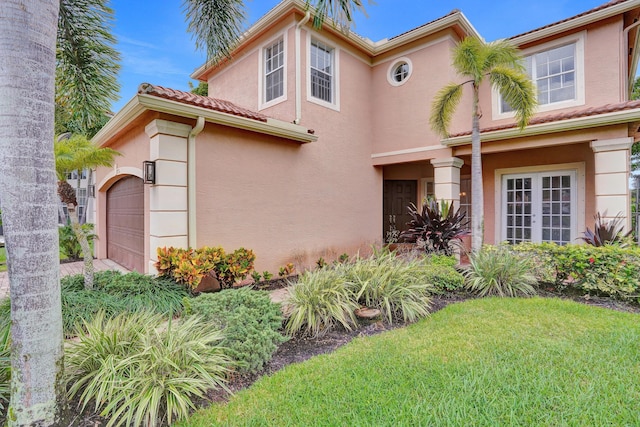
(0, 247), (5, 272)
(181, 297), (640, 426)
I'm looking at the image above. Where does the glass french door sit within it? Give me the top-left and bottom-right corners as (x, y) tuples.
(503, 171), (576, 245)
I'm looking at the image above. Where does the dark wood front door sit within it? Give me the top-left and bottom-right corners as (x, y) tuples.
(107, 176), (144, 272)
(383, 180), (417, 243)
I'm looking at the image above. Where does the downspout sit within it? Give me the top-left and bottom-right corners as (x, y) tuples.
(294, 10), (311, 124)
(188, 116), (205, 247)
(622, 19), (640, 99)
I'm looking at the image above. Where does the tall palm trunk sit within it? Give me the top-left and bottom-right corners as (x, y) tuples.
(0, 0), (67, 425)
(471, 84), (484, 252)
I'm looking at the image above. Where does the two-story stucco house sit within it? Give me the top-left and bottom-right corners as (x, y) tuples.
(93, 0), (640, 274)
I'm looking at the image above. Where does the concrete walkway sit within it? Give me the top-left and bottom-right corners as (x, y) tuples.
(0, 259), (129, 299)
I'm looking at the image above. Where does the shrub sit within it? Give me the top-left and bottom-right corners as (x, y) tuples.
(464, 245), (537, 297)
(156, 246), (255, 290)
(285, 268), (359, 337)
(58, 222), (95, 260)
(183, 288), (286, 373)
(60, 271), (187, 336)
(341, 249), (433, 323)
(510, 242), (558, 284)
(66, 311), (232, 427)
(400, 199), (469, 256)
(512, 242), (640, 301)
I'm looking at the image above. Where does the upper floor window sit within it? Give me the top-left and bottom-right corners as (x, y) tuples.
(310, 39), (334, 103)
(264, 38), (284, 103)
(387, 57), (413, 87)
(496, 33), (585, 118)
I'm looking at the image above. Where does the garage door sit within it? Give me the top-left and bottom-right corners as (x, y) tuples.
(107, 176), (144, 272)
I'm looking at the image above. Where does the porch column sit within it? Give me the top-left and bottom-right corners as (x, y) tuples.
(145, 119), (192, 274)
(430, 157), (464, 207)
(590, 137), (633, 230)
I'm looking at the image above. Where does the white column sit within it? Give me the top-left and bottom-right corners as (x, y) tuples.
(430, 157), (464, 207)
(590, 137), (633, 231)
(145, 119), (192, 273)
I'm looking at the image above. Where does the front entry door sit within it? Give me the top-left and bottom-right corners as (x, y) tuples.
(383, 180), (417, 243)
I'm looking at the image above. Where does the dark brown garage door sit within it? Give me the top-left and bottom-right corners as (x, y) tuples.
(107, 176), (144, 272)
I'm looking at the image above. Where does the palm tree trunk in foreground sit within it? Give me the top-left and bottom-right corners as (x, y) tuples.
(0, 0), (67, 425)
(471, 84), (484, 253)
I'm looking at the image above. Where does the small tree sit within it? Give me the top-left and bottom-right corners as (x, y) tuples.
(55, 135), (120, 290)
(430, 37), (536, 252)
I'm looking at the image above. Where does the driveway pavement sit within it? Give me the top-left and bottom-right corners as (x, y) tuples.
(0, 259), (129, 299)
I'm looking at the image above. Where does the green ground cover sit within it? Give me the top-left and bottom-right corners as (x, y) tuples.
(181, 297), (640, 426)
(0, 247), (5, 272)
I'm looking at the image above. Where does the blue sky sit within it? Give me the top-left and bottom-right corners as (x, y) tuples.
(109, 0), (607, 112)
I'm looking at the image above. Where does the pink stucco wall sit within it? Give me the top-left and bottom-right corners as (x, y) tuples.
(194, 123), (382, 272)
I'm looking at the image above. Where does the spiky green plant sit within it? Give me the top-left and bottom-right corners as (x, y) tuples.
(340, 248), (433, 323)
(464, 246), (538, 297)
(66, 311), (232, 427)
(285, 268), (359, 337)
(0, 298), (10, 412)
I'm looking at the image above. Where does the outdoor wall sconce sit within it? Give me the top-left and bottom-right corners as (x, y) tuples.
(88, 184), (95, 198)
(143, 161), (156, 184)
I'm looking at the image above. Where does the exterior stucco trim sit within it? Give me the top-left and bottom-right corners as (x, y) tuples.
(590, 137), (634, 152)
(442, 108), (640, 146)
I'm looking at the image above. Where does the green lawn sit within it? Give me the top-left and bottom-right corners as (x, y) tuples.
(181, 298), (640, 426)
(0, 247), (5, 272)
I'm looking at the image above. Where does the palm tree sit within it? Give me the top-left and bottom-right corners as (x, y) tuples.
(1, 0), (368, 424)
(430, 36), (536, 253)
(55, 135), (120, 290)
(0, 1), (65, 425)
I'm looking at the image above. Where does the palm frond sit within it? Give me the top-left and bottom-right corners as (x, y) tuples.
(54, 134), (120, 178)
(183, 0), (245, 62)
(483, 39), (524, 72)
(490, 66), (537, 129)
(430, 83), (463, 138)
(453, 36), (485, 81)
(57, 0), (120, 136)
(306, 0), (369, 30)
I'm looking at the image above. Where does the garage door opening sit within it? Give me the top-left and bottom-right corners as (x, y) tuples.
(106, 176), (144, 272)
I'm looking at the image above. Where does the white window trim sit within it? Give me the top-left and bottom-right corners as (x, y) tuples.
(306, 33), (340, 111)
(258, 32), (288, 110)
(492, 31), (586, 120)
(387, 57), (413, 87)
(494, 162), (586, 244)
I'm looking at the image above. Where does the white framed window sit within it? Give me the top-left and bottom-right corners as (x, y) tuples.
(259, 33), (287, 109)
(495, 163), (586, 245)
(387, 57), (413, 87)
(307, 36), (339, 110)
(493, 32), (585, 119)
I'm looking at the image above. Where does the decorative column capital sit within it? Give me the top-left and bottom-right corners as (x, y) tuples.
(590, 137), (633, 153)
(430, 157), (464, 169)
(145, 119), (192, 138)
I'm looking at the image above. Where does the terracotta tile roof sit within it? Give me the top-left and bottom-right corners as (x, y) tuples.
(449, 99), (640, 138)
(389, 9), (461, 41)
(138, 83), (268, 122)
(509, 0), (629, 40)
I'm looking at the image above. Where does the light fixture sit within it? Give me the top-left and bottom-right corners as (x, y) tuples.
(143, 161), (156, 184)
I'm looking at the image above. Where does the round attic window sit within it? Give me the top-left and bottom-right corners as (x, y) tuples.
(387, 58), (412, 86)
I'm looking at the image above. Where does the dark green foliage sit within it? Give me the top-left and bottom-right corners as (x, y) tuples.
(184, 288), (286, 373)
(515, 243), (640, 301)
(580, 212), (633, 247)
(60, 271), (187, 335)
(58, 222), (95, 260)
(189, 81), (209, 96)
(400, 200), (469, 256)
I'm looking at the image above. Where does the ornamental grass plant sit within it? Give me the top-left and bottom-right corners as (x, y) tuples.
(464, 245), (537, 297)
(65, 311), (232, 427)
